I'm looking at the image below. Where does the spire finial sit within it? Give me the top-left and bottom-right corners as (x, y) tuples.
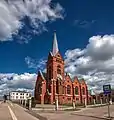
(52, 31), (59, 56)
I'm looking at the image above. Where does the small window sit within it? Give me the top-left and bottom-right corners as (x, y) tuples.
(75, 86), (78, 95)
(82, 87), (85, 95)
(57, 65), (61, 75)
(76, 98), (79, 100)
(49, 69), (51, 80)
(67, 85), (71, 94)
(58, 55), (60, 57)
(67, 98), (71, 101)
(38, 84), (42, 94)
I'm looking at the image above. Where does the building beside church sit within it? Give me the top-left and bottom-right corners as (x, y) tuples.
(34, 32), (92, 105)
(9, 91), (31, 101)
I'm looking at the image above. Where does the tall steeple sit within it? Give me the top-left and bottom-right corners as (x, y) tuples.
(52, 31), (59, 56)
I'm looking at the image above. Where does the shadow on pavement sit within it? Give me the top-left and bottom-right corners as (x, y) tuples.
(71, 113), (114, 120)
(25, 109), (48, 120)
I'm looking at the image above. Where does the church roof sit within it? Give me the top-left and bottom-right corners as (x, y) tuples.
(49, 51), (53, 56)
(42, 72), (47, 80)
(52, 31), (59, 56)
(38, 70), (46, 80)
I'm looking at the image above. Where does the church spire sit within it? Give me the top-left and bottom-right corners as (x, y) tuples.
(52, 31), (59, 56)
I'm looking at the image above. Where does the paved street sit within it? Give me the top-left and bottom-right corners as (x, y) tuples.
(33, 104), (114, 120)
(1, 101), (114, 120)
(0, 101), (39, 120)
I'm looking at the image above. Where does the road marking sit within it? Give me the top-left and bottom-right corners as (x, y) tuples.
(11, 103), (13, 107)
(9, 102), (13, 107)
(7, 101), (13, 107)
(8, 105), (17, 120)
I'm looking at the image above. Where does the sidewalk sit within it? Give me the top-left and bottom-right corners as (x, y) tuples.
(8, 101), (39, 120)
(0, 102), (12, 120)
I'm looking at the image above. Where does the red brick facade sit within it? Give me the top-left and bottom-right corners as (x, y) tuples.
(34, 32), (91, 105)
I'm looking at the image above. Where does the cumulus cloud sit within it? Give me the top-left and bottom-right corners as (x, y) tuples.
(0, 0), (64, 42)
(0, 73), (37, 96)
(65, 35), (114, 93)
(0, 57), (46, 96)
(2, 34), (114, 95)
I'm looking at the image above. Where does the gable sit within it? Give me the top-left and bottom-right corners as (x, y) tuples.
(36, 71), (46, 83)
(65, 74), (72, 83)
(80, 78), (86, 85)
(73, 76), (80, 85)
(55, 52), (63, 61)
(48, 51), (53, 60)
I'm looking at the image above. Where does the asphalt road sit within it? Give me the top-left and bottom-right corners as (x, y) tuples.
(1, 101), (114, 120)
(0, 101), (39, 120)
(33, 104), (114, 120)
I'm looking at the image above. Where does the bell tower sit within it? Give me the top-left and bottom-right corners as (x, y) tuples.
(46, 31), (64, 103)
(47, 31), (64, 82)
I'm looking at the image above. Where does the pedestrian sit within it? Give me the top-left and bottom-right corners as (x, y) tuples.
(3, 95), (7, 103)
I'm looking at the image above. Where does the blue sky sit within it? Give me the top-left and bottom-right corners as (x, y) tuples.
(1, 0), (114, 94)
(1, 0), (114, 73)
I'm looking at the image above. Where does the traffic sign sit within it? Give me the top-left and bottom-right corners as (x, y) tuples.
(103, 84), (111, 95)
(103, 84), (112, 119)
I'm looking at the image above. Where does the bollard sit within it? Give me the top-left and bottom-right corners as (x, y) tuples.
(100, 98), (103, 105)
(29, 97), (32, 110)
(73, 100), (76, 109)
(55, 97), (58, 111)
(110, 99), (112, 105)
(84, 98), (87, 107)
(93, 99), (96, 105)
(25, 100), (27, 107)
(22, 100), (24, 106)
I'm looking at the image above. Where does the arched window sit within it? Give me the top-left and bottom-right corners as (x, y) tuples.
(49, 85), (51, 93)
(67, 85), (71, 94)
(82, 87), (85, 95)
(57, 65), (61, 75)
(48, 66), (51, 80)
(75, 86), (78, 95)
(56, 80), (59, 94)
(62, 86), (64, 94)
(38, 83), (42, 94)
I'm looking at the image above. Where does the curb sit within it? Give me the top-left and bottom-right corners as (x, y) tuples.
(26, 109), (48, 120)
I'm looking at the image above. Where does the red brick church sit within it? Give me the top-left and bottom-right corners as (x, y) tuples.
(35, 32), (92, 105)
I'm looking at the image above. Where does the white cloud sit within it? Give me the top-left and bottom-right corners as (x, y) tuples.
(86, 35), (114, 61)
(0, 73), (37, 96)
(0, 0), (64, 42)
(65, 35), (114, 93)
(2, 34), (114, 95)
(25, 56), (46, 70)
